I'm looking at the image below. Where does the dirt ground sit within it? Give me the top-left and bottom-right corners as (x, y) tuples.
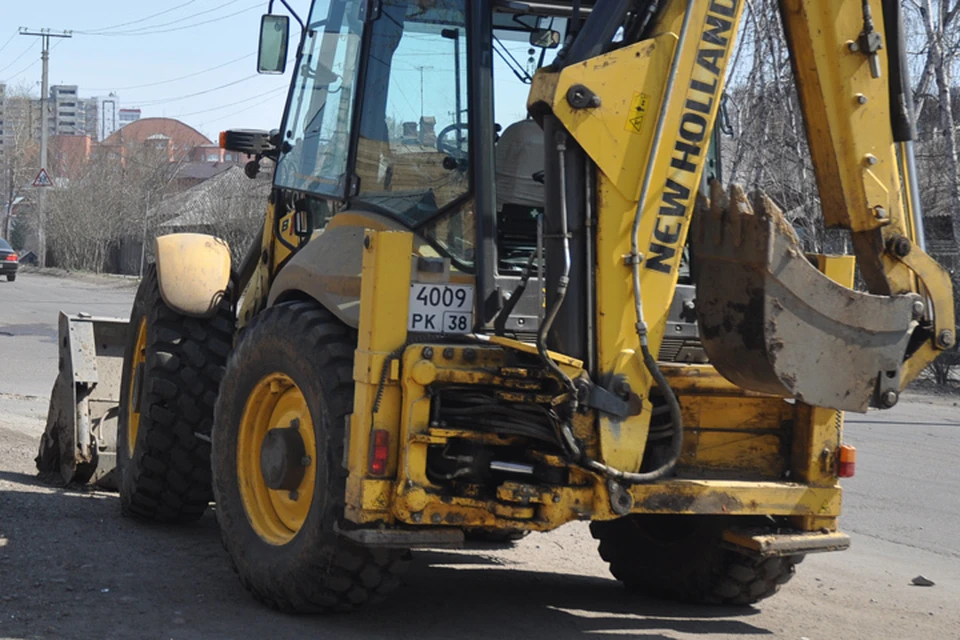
(2, 271), (959, 640)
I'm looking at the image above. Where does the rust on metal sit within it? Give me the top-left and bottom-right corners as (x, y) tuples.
(692, 182), (920, 413)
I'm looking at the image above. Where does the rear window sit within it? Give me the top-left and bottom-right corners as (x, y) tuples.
(0, 239), (12, 251)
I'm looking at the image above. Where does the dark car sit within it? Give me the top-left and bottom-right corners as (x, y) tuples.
(0, 238), (18, 282)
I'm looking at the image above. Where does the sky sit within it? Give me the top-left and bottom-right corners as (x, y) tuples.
(0, 1), (541, 144)
(0, 1), (297, 142)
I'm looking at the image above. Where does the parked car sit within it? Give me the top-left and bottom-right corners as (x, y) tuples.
(0, 238), (19, 282)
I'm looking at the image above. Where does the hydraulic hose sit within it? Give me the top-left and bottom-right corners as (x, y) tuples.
(537, 132), (581, 458)
(614, 0), (697, 484)
(582, 342), (683, 483)
(539, 0), (692, 483)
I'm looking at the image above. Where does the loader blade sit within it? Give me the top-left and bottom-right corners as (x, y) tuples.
(35, 313), (128, 488)
(691, 184), (920, 413)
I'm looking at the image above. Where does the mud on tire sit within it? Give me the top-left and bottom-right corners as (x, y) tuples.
(117, 263), (234, 523)
(212, 300), (411, 613)
(590, 515), (803, 606)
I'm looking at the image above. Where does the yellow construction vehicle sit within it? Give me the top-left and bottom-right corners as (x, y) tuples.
(37, 0), (954, 612)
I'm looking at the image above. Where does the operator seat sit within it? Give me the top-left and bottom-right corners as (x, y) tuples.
(495, 119), (545, 273)
(495, 119), (545, 211)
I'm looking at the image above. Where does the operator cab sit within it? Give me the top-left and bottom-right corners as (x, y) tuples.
(264, 0), (584, 335)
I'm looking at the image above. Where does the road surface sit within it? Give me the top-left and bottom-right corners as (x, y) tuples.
(1, 271), (957, 639)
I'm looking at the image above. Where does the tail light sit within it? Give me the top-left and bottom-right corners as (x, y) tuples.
(4, 254), (16, 262)
(837, 444), (856, 478)
(369, 429), (390, 476)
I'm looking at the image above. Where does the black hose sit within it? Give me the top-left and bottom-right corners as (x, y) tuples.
(581, 343), (683, 484)
(882, 0), (916, 142)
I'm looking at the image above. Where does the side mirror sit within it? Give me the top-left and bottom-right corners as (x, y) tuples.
(530, 28), (561, 49)
(258, 14), (290, 74)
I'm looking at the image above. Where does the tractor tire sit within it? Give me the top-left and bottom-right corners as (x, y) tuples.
(590, 515), (802, 606)
(116, 263), (234, 523)
(212, 300), (411, 613)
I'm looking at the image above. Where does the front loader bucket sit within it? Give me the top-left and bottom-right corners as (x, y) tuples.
(691, 184), (920, 413)
(36, 313), (128, 488)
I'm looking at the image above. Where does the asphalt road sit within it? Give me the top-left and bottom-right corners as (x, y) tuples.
(1, 271), (958, 640)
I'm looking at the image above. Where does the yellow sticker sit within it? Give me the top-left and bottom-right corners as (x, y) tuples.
(625, 92), (650, 134)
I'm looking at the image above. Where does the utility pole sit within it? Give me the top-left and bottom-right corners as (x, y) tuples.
(5, 166), (14, 240)
(19, 27), (72, 267)
(414, 66), (434, 121)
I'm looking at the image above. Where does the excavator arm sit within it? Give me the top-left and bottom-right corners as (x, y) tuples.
(530, 0), (952, 435)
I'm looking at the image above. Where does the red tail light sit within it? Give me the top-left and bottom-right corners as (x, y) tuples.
(369, 429), (390, 476)
(837, 444), (856, 478)
(4, 254), (16, 262)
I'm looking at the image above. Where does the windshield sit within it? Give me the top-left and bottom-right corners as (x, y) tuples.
(274, 0), (365, 197)
(353, 0), (470, 227)
(420, 10), (570, 272)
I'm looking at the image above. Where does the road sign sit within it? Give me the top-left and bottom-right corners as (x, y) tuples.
(33, 168), (53, 188)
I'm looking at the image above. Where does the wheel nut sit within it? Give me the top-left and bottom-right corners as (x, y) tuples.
(422, 347), (434, 360)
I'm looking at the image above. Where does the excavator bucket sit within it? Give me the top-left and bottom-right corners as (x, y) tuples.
(35, 313), (128, 488)
(691, 183), (921, 413)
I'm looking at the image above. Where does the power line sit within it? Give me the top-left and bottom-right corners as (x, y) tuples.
(85, 53), (254, 92)
(92, 0), (244, 34)
(76, 1), (260, 37)
(130, 74), (260, 107)
(2, 39), (65, 83)
(0, 31), (18, 56)
(0, 40), (37, 75)
(197, 90), (289, 129)
(81, 0), (200, 34)
(174, 85), (287, 118)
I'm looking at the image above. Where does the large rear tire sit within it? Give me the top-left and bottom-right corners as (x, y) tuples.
(212, 300), (410, 613)
(116, 263), (234, 523)
(590, 515), (802, 606)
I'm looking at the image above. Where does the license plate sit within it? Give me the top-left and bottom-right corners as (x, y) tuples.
(408, 283), (474, 334)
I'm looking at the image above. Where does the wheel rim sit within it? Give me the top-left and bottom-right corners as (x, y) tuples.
(238, 373), (317, 546)
(126, 317), (148, 457)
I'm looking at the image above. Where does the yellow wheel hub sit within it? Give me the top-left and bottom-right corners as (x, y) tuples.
(126, 317), (148, 457)
(238, 373), (317, 546)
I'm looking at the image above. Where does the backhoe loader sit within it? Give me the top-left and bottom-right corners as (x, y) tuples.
(37, 0), (955, 612)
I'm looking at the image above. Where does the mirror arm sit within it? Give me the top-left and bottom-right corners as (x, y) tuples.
(268, 0), (305, 30)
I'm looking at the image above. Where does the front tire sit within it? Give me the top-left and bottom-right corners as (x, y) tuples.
(116, 263), (234, 523)
(212, 301), (410, 613)
(7, 274), (15, 282)
(590, 515), (802, 606)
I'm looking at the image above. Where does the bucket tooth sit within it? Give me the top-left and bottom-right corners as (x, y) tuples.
(692, 182), (920, 413)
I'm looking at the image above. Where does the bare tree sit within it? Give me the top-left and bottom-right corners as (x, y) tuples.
(907, 0), (960, 215)
(1, 83), (41, 245)
(45, 141), (189, 272)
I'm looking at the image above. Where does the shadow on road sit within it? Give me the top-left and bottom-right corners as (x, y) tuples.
(0, 470), (773, 640)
